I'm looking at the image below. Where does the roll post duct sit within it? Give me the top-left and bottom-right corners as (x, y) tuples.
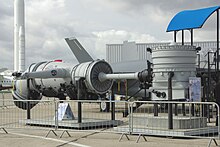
(168, 71), (174, 129)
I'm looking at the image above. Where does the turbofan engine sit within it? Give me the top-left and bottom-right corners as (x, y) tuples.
(12, 60), (114, 109)
(12, 38), (150, 110)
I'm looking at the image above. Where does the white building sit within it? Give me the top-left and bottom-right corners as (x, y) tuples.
(106, 41), (218, 73)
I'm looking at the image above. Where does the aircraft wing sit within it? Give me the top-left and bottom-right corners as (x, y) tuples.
(0, 85), (13, 90)
(0, 75), (13, 91)
(65, 37), (93, 63)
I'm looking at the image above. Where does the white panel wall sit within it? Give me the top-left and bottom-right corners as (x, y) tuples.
(106, 41), (218, 72)
(121, 41), (138, 61)
(106, 44), (122, 63)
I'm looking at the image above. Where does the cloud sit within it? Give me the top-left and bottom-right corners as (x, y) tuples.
(24, 0), (91, 66)
(102, 0), (220, 13)
(0, 0), (219, 70)
(0, 0), (13, 19)
(93, 29), (157, 43)
(95, 0), (220, 30)
(92, 29), (157, 59)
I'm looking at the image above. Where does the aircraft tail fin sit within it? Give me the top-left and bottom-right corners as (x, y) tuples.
(65, 37), (93, 63)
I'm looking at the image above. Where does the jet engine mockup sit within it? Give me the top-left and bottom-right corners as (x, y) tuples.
(12, 59), (148, 109)
(12, 38), (150, 110)
(12, 60), (113, 109)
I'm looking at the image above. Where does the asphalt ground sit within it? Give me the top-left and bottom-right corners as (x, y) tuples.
(0, 128), (219, 147)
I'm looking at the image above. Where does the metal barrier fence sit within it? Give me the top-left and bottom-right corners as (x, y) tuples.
(129, 101), (220, 139)
(0, 99), (219, 140)
(0, 99), (130, 134)
(0, 92), (14, 108)
(0, 100), (56, 131)
(54, 100), (129, 133)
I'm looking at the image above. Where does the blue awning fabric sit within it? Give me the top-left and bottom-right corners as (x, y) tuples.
(167, 6), (220, 32)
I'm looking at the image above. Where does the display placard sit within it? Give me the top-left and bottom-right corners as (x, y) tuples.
(56, 103), (74, 121)
(189, 77), (201, 102)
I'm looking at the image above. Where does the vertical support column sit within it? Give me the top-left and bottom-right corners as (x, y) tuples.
(208, 52), (211, 102)
(215, 82), (220, 126)
(168, 72), (174, 129)
(182, 30), (184, 45)
(207, 52), (211, 122)
(174, 104), (178, 116)
(77, 79), (82, 123)
(27, 78), (31, 119)
(191, 29), (193, 46)
(217, 9), (219, 81)
(198, 53), (201, 69)
(144, 82), (147, 100)
(216, 9), (220, 125)
(78, 102), (82, 123)
(174, 31), (177, 43)
(154, 104), (158, 116)
(111, 88), (115, 120)
(182, 103), (186, 116)
(216, 10), (220, 125)
(191, 104), (195, 117)
(203, 77), (208, 117)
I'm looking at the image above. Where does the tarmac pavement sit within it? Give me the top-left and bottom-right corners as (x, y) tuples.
(0, 128), (218, 147)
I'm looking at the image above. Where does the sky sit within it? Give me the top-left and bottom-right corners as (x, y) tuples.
(0, 0), (220, 70)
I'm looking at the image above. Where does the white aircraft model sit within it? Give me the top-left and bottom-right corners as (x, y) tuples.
(0, 69), (13, 90)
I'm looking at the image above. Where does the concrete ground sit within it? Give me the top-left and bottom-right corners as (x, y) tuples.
(0, 128), (218, 147)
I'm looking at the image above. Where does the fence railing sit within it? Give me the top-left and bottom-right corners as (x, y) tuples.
(0, 92), (14, 108)
(129, 101), (220, 139)
(0, 99), (219, 139)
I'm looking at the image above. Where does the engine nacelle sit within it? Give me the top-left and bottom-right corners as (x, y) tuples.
(12, 60), (114, 109)
(72, 60), (113, 94)
(12, 58), (149, 110)
(12, 79), (42, 109)
(12, 60), (72, 109)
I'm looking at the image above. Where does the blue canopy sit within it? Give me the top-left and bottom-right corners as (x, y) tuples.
(167, 6), (220, 32)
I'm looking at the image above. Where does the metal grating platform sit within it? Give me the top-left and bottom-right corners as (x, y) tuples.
(114, 126), (219, 137)
(20, 118), (123, 129)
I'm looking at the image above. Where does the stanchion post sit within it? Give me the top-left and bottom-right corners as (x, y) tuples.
(2, 93), (5, 107)
(55, 100), (58, 130)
